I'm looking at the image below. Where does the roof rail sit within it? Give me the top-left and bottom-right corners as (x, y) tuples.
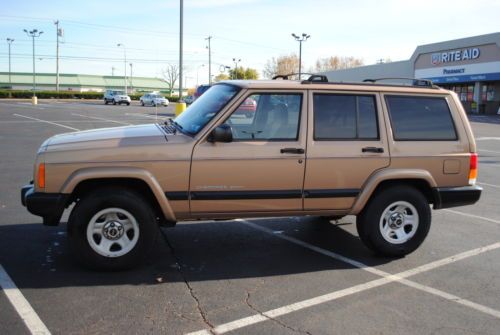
(363, 77), (435, 88)
(272, 73), (328, 82)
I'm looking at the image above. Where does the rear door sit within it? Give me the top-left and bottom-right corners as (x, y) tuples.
(304, 90), (390, 210)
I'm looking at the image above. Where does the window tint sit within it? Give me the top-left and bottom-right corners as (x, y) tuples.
(386, 96), (457, 140)
(313, 94), (378, 140)
(227, 94), (302, 141)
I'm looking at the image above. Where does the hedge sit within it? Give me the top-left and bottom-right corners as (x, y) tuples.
(0, 90), (180, 102)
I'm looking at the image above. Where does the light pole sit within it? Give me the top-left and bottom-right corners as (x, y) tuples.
(179, 0), (184, 98)
(232, 58), (241, 79)
(129, 63), (133, 92)
(291, 33), (310, 79)
(54, 20), (63, 91)
(6, 38), (14, 88)
(196, 64), (205, 86)
(23, 29), (43, 97)
(117, 43), (127, 93)
(205, 36), (212, 85)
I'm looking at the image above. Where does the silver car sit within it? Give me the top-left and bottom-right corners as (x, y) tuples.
(140, 93), (169, 107)
(104, 90), (131, 105)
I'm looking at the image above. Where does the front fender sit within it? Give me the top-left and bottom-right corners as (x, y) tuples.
(60, 166), (176, 222)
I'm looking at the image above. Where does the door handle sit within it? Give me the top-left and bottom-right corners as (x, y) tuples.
(280, 148), (305, 154)
(362, 147), (384, 153)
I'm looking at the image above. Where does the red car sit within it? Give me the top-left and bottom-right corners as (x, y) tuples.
(236, 98), (257, 118)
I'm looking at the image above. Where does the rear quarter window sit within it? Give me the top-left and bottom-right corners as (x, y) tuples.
(385, 95), (457, 141)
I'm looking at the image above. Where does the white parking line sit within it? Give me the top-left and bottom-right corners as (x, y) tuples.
(0, 264), (51, 335)
(13, 114), (80, 131)
(478, 182), (500, 189)
(186, 222), (500, 335)
(445, 209), (500, 225)
(71, 113), (132, 125)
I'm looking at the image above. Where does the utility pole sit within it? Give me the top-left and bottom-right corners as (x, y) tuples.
(291, 33), (310, 79)
(232, 58), (241, 79)
(129, 63), (133, 92)
(54, 20), (62, 91)
(179, 0), (183, 98)
(205, 36), (212, 85)
(6, 38), (14, 88)
(23, 29), (43, 98)
(117, 43), (127, 93)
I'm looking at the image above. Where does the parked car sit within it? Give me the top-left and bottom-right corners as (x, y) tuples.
(193, 85), (211, 101)
(235, 97), (257, 118)
(22, 76), (482, 270)
(140, 93), (169, 107)
(181, 95), (194, 105)
(103, 90), (131, 105)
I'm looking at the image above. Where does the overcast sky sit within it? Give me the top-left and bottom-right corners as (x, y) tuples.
(1, 0), (499, 85)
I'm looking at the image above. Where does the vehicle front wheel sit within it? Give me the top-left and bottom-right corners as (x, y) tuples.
(67, 187), (159, 270)
(113, 101), (117, 105)
(356, 186), (431, 257)
(104, 99), (108, 105)
(126, 102), (130, 106)
(141, 101), (144, 106)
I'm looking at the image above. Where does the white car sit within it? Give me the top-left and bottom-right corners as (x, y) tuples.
(103, 90), (131, 106)
(140, 93), (169, 107)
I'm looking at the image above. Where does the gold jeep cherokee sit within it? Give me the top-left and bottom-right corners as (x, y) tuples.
(21, 76), (482, 270)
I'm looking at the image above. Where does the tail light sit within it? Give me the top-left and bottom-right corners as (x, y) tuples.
(38, 163), (46, 188)
(469, 153), (477, 185)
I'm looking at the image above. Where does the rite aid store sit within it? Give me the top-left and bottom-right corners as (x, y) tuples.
(323, 33), (500, 114)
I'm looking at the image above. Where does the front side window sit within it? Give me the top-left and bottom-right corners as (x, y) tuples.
(226, 93), (302, 141)
(313, 94), (378, 140)
(175, 84), (240, 135)
(386, 96), (457, 140)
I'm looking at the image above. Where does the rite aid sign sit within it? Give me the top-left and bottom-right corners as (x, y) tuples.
(431, 48), (481, 65)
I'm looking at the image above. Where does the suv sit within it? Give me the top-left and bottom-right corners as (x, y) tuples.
(103, 90), (131, 105)
(21, 77), (482, 270)
(140, 93), (169, 107)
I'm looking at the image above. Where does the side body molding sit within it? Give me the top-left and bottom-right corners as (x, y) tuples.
(60, 167), (176, 222)
(351, 169), (438, 215)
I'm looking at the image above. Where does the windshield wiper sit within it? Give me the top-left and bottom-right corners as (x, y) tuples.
(164, 118), (189, 135)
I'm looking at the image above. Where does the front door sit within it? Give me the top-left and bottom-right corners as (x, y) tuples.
(190, 91), (307, 213)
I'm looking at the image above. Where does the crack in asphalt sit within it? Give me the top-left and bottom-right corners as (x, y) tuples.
(160, 229), (216, 334)
(245, 290), (313, 335)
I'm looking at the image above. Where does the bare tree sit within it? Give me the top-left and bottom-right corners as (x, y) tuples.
(315, 56), (364, 72)
(263, 54), (299, 79)
(162, 64), (179, 95)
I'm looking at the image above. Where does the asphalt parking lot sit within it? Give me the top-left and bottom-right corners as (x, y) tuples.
(0, 100), (499, 335)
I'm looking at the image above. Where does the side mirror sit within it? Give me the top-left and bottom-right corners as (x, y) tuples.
(207, 124), (233, 143)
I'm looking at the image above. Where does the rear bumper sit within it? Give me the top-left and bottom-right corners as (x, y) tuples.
(433, 185), (482, 209)
(21, 184), (69, 226)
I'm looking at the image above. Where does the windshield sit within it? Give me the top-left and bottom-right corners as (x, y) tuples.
(175, 84), (240, 135)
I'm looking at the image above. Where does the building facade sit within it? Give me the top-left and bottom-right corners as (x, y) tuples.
(0, 72), (187, 95)
(323, 33), (500, 114)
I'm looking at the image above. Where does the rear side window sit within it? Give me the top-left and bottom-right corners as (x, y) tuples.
(386, 96), (457, 140)
(313, 94), (378, 140)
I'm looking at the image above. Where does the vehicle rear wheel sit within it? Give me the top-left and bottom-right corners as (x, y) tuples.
(67, 187), (159, 270)
(356, 186), (431, 257)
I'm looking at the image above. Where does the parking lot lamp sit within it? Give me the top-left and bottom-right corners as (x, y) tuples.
(291, 33), (310, 79)
(23, 29), (43, 96)
(117, 43), (127, 93)
(6, 38), (14, 88)
(232, 58), (241, 79)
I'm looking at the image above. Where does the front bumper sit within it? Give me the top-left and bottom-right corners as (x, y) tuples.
(21, 184), (69, 226)
(433, 185), (482, 209)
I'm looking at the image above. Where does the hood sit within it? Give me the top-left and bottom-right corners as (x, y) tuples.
(46, 123), (167, 149)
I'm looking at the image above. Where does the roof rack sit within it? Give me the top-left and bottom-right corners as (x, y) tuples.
(272, 73), (329, 82)
(363, 77), (435, 88)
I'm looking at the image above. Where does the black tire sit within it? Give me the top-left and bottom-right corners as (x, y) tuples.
(356, 186), (431, 257)
(104, 99), (108, 105)
(113, 100), (117, 105)
(126, 102), (130, 106)
(67, 187), (159, 270)
(141, 101), (144, 106)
